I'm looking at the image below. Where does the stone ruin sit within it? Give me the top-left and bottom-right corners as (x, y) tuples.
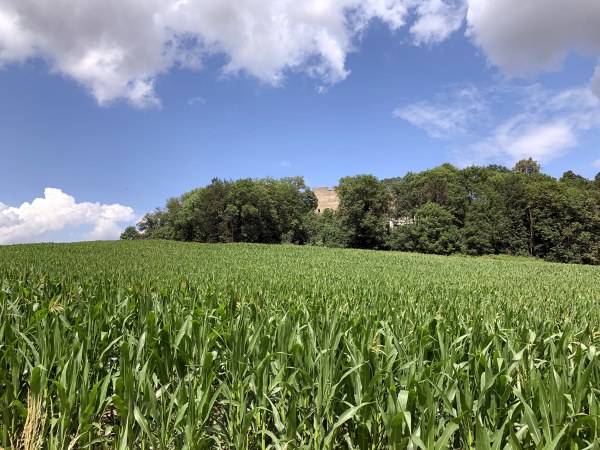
(313, 187), (339, 213)
(313, 186), (412, 229)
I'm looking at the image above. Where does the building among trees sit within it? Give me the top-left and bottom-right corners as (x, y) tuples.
(313, 187), (339, 212)
(122, 159), (600, 265)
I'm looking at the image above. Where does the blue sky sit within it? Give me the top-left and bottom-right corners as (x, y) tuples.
(1, 0), (600, 244)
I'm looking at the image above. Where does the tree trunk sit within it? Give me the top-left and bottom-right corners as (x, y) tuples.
(528, 208), (534, 256)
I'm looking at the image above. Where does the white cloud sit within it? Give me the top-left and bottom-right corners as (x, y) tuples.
(280, 160), (292, 167)
(474, 118), (577, 164)
(478, 87), (600, 164)
(0, 188), (135, 245)
(393, 85), (487, 139)
(187, 96), (206, 106)
(410, 0), (466, 45)
(592, 65), (600, 98)
(593, 158), (600, 168)
(466, 0), (600, 96)
(0, 0), (471, 107)
(2, 0), (600, 107)
(396, 84), (600, 165)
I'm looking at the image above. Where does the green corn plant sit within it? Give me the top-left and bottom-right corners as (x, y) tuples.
(0, 241), (598, 448)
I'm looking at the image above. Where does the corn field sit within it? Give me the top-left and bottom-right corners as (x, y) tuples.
(1, 241), (599, 449)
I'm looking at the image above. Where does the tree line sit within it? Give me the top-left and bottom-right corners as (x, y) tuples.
(121, 158), (600, 265)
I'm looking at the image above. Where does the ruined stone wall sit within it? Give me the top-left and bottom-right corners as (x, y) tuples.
(313, 187), (340, 212)
(313, 187), (414, 229)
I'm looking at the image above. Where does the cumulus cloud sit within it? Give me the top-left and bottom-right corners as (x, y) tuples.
(466, 0), (600, 96)
(0, 188), (135, 245)
(2, 0), (600, 107)
(410, 0), (466, 45)
(396, 83), (600, 165)
(0, 0), (469, 107)
(4, 0), (599, 106)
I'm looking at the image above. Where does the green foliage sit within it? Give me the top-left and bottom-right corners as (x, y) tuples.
(119, 226), (141, 240)
(512, 157), (541, 175)
(1, 241), (599, 448)
(124, 159), (600, 265)
(461, 197), (506, 255)
(386, 160), (600, 264)
(136, 208), (173, 240)
(303, 209), (350, 247)
(389, 163), (469, 224)
(389, 203), (460, 255)
(129, 177), (316, 245)
(336, 174), (390, 249)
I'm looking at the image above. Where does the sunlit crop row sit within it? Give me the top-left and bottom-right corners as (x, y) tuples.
(1, 241), (598, 448)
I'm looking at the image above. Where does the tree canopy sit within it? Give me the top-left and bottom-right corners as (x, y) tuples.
(123, 160), (600, 265)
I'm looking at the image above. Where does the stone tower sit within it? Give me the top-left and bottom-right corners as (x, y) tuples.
(313, 187), (339, 212)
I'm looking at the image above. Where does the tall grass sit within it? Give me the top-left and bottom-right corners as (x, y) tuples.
(1, 241), (599, 448)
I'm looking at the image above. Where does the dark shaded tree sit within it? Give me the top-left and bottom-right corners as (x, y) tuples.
(120, 226), (141, 240)
(303, 209), (349, 248)
(122, 159), (600, 265)
(389, 203), (460, 255)
(336, 175), (390, 249)
(389, 164), (470, 226)
(124, 176), (316, 245)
